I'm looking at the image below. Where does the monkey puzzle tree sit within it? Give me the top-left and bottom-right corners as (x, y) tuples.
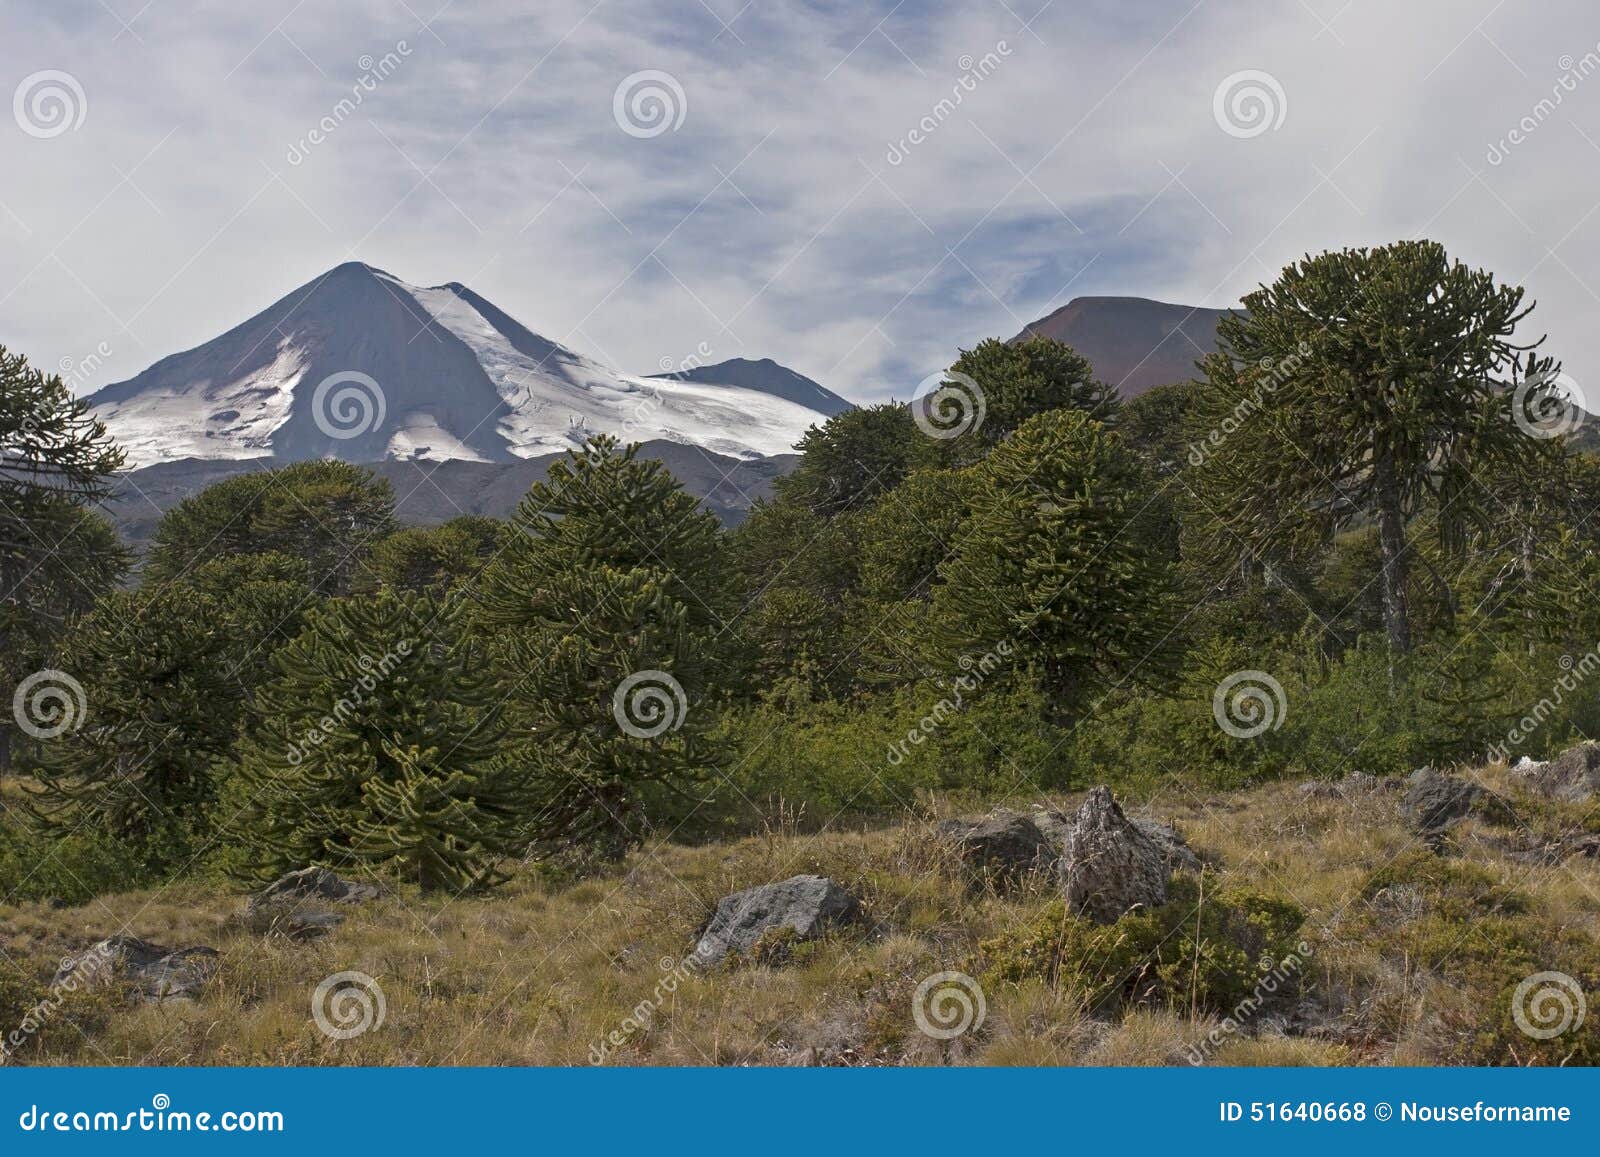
(0, 345), (127, 771)
(1191, 240), (1559, 653)
(475, 436), (734, 851)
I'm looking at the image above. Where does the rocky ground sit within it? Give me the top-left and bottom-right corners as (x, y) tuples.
(4, 748), (1600, 1067)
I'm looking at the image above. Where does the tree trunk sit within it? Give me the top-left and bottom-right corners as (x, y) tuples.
(1373, 453), (1411, 654)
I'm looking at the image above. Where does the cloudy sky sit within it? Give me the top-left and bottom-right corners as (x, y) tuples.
(3, 0), (1600, 404)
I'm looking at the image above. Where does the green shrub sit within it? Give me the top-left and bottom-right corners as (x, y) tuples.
(984, 875), (1306, 1016)
(0, 820), (149, 906)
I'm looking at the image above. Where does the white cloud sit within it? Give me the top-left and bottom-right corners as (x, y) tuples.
(2, 0), (1599, 404)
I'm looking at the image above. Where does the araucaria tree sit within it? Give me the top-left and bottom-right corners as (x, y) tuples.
(0, 346), (126, 770)
(1193, 240), (1557, 653)
(476, 436), (734, 851)
(933, 408), (1175, 716)
(227, 590), (520, 891)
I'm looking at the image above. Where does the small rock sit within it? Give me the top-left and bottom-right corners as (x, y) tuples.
(1131, 818), (1202, 874)
(248, 867), (382, 911)
(1058, 786), (1169, 924)
(694, 875), (860, 965)
(1525, 742), (1600, 804)
(1400, 767), (1482, 835)
(938, 810), (1054, 880)
(53, 936), (217, 1003)
(246, 867), (381, 940)
(1299, 771), (1382, 800)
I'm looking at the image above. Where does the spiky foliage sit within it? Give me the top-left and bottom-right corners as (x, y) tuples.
(226, 591), (515, 890)
(0, 345), (127, 770)
(1190, 240), (1559, 653)
(773, 403), (922, 517)
(932, 409), (1175, 714)
(476, 436), (734, 851)
(26, 588), (240, 861)
(143, 460), (395, 594)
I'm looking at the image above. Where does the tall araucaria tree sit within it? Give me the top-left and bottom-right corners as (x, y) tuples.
(1191, 240), (1559, 653)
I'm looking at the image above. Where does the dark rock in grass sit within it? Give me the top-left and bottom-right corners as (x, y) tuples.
(246, 867), (382, 940)
(248, 866), (382, 911)
(938, 810), (1054, 881)
(1131, 818), (1202, 874)
(53, 935), (218, 1002)
(1035, 806), (1200, 875)
(1058, 786), (1170, 924)
(1524, 742), (1600, 804)
(694, 875), (860, 966)
(1400, 768), (1515, 843)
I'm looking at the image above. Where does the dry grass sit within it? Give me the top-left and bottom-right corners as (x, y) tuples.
(4, 764), (1600, 1067)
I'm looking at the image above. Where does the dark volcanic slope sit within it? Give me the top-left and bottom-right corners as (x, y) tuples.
(1014, 296), (1231, 397)
(104, 440), (796, 552)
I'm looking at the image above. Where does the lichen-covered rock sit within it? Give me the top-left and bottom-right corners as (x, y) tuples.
(938, 810), (1053, 880)
(1131, 818), (1202, 874)
(1057, 786), (1169, 923)
(694, 875), (860, 965)
(53, 936), (217, 1002)
(248, 867), (382, 911)
(1524, 742), (1600, 803)
(246, 867), (382, 940)
(1400, 767), (1483, 835)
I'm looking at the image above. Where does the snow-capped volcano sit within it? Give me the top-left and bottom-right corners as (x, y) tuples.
(86, 262), (846, 468)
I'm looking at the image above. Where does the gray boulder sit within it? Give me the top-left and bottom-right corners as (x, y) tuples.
(248, 866), (382, 911)
(1058, 787), (1170, 924)
(1132, 818), (1202, 874)
(53, 935), (217, 1002)
(246, 867), (382, 940)
(938, 810), (1054, 879)
(1524, 742), (1600, 803)
(694, 875), (860, 965)
(1400, 767), (1513, 837)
